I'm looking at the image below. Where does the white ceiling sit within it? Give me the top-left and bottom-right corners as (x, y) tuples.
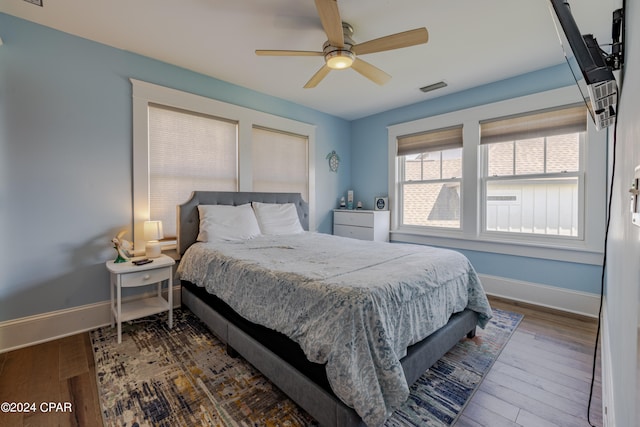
(1, 0), (619, 120)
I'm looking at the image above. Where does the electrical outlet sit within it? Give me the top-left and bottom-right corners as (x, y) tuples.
(23, 0), (43, 7)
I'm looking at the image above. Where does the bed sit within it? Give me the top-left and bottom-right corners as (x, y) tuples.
(176, 191), (492, 427)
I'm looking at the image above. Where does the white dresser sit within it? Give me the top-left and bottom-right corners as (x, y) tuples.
(333, 209), (390, 242)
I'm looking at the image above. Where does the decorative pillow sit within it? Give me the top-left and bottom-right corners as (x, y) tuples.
(197, 204), (262, 242)
(252, 202), (304, 235)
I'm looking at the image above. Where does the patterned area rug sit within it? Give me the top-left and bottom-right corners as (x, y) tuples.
(91, 308), (521, 427)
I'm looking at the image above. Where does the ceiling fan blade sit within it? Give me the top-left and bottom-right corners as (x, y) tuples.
(256, 50), (323, 56)
(304, 65), (332, 88)
(314, 0), (344, 47)
(350, 58), (391, 85)
(353, 27), (429, 55)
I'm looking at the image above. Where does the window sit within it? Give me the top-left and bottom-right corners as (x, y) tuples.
(132, 79), (316, 253)
(148, 104), (238, 238)
(398, 125), (463, 229)
(481, 104), (585, 237)
(388, 87), (606, 264)
(251, 126), (309, 201)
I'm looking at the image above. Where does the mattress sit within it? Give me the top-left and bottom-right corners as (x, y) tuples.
(177, 232), (492, 426)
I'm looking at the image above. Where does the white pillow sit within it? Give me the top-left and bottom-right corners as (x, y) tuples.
(197, 204), (262, 242)
(252, 202), (304, 235)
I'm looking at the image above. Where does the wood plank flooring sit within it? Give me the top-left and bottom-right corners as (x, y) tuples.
(0, 297), (601, 427)
(0, 333), (102, 427)
(458, 297), (602, 427)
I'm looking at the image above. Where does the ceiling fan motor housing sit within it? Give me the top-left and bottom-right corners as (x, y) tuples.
(323, 22), (356, 69)
(323, 43), (355, 69)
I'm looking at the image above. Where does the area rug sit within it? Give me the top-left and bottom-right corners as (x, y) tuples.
(91, 308), (522, 427)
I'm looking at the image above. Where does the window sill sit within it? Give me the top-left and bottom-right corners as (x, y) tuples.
(390, 229), (603, 265)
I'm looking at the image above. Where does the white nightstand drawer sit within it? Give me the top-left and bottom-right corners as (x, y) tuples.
(334, 211), (374, 227)
(120, 267), (171, 287)
(334, 224), (374, 240)
(333, 209), (390, 242)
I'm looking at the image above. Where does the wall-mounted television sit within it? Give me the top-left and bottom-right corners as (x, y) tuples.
(548, 0), (622, 130)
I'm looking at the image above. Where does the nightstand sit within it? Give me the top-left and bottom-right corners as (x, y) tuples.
(106, 254), (175, 343)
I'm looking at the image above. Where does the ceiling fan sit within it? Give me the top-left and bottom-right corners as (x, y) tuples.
(255, 0), (429, 88)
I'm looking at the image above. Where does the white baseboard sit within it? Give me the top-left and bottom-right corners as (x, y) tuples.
(478, 273), (600, 318)
(0, 286), (182, 354)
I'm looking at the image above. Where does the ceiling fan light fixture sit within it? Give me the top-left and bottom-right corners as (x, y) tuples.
(325, 50), (355, 69)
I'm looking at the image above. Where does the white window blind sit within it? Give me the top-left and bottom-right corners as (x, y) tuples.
(397, 125), (463, 156)
(480, 104), (586, 145)
(251, 126), (309, 201)
(148, 103), (238, 237)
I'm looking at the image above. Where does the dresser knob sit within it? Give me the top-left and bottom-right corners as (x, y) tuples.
(143, 274), (150, 280)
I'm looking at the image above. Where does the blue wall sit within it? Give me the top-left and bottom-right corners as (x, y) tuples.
(350, 66), (603, 294)
(0, 13), (351, 322)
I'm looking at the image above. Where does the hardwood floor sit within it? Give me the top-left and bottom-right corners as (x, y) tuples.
(0, 297), (601, 427)
(458, 297), (602, 427)
(0, 333), (102, 427)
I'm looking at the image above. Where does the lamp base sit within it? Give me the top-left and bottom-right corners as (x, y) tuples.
(145, 241), (162, 258)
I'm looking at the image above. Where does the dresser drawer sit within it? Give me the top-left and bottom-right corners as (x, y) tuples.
(120, 266), (172, 287)
(333, 211), (374, 227)
(334, 224), (375, 240)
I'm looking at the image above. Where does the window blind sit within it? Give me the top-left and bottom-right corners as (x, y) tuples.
(251, 126), (309, 201)
(397, 125), (463, 156)
(480, 104), (586, 145)
(148, 103), (238, 237)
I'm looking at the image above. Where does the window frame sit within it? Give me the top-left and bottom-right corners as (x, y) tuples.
(131, 79), (316, 253)
(387, 86), (606, 265)
(480, 132), (586, 241)
(398, 148), (463, 230)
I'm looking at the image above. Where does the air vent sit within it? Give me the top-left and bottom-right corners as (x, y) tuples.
(420, 81), (447, 93)
(24, 0), (43, 6)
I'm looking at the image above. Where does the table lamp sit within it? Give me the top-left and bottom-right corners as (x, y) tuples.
(143, 220), (164, 258)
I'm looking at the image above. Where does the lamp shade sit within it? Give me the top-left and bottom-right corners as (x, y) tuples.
(144, 220), (163, 258)
(144, 220), (164, 241)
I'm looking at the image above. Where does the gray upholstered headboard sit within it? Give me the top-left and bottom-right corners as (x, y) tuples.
(177, 191), (309, 256)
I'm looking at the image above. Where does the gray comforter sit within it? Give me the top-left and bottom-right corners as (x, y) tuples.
(177, 232), (492, 426)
